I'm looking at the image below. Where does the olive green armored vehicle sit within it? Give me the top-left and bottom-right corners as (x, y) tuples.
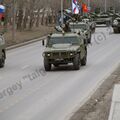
(95, 13), (112, 26)
(43, 32), (87, 71)
(69, 22), (92, 43)
(82, 18), (96, 33)
(0, 34), (6, 68)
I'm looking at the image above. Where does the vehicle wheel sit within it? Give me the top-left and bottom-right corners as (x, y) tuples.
(53, 63), (59, 67)
(73, 54), (81, 70)
(88, 34), (91, 44)
(0, 52), (5, 68)
(44, 57), (51, 71)
(81, 49), (87, 66)
(93, 28), (96, 33)
(114, 28), (119, 33)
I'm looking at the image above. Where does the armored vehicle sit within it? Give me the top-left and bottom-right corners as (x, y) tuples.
(69, 22), (92, 43)
(43, 33), (87, 71)
(82, 18), (96, 33)
(112, 17), (120, 33)
(0, 34), (6, 68)
(95, 14), (112, 26)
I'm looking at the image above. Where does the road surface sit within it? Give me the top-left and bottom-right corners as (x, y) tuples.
(0, 27), (120, 120)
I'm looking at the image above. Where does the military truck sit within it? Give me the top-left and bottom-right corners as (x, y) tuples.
(95, 13), (112, 26)
(69, 22), (92, 43)
(112, 17), (120, 33)
(42, 32), (87, 71)
(0, 34), (6, 68)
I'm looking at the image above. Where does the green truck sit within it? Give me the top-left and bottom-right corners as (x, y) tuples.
(0, 34), (6, 68)
(42, 32), (87, 71)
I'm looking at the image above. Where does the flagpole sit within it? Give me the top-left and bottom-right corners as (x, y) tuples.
(87, 0), (90, 12)
(12, 0), (15, 41)
(105, 0), (107, 13)
(61, 0), (64, 25)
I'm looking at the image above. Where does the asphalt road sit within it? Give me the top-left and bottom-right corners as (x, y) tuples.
(0, 27), (120, 120)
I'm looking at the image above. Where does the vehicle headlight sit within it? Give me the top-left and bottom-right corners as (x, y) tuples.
(70, 52), (74, 56)
(47, 53), (51, 57)
(0, 36), (5, 45)
(113, 20), (118, 25)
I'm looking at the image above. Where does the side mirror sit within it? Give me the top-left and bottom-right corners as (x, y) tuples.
(42, 40), (45, 46)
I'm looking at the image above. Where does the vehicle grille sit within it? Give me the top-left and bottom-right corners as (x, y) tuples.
(52, 52), (68, 58)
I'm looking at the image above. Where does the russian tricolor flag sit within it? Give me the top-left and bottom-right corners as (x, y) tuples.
(72, 0), (79, 14)
(0, 4), (5, 13)
(0, 4), (5, 20)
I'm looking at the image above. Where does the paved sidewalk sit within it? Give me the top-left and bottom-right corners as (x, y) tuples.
(108, 84), (120, 120)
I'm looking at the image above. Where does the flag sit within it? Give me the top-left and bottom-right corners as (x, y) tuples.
(0, 5), (5, 13)
(82, 3), (88, 13)
(0, 4), (5, 20)
(72, 0), (79, 14)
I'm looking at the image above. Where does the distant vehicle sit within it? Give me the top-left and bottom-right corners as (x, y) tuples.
(69, 22), (92, 43)
(112, 17), (120, 33)
(95, 14), (112, 26)
(42, 33), (87, 71)
(82, 18), (96, 33)
(0, 34), (6, 68)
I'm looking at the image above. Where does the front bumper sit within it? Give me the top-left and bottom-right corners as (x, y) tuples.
(44, 52), (76, 64)
(48, 58), (74, 64)
(112, 24), (120, 28)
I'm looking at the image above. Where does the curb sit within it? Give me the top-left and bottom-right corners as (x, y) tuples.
(6, 36), (46, 50)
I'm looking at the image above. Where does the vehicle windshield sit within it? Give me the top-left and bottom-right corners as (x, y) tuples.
(48, 36), (80, 46)
(70, 23), (87, 30)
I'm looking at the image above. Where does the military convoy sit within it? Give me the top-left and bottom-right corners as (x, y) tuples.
(0, 7), (119, 71)
(42, 9), (120, 71)
(0, 34), (6, 68)
(43, 32), (87, 71)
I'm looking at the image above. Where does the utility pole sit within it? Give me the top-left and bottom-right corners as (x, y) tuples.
(61, 0), (64, 25)
(12, 0), (15, 41)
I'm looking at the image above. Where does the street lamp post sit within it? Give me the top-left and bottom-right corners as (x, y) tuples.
(12, 0), (15, 41)
(61, 0), (64, 25)
(87, 0), (90, 11)
(105, 0), (107, 13)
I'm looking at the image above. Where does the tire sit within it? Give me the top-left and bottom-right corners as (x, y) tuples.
(88, 33), (91, 44)
(73, 54), (81, 70)
(53, 63), (59, 67)
(114, 28), (119, 33)
(0, 52), (5, 68)
(81, 50), (87, 66)
(44, 57), (51, 71)
(93, 28), (95, 33)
